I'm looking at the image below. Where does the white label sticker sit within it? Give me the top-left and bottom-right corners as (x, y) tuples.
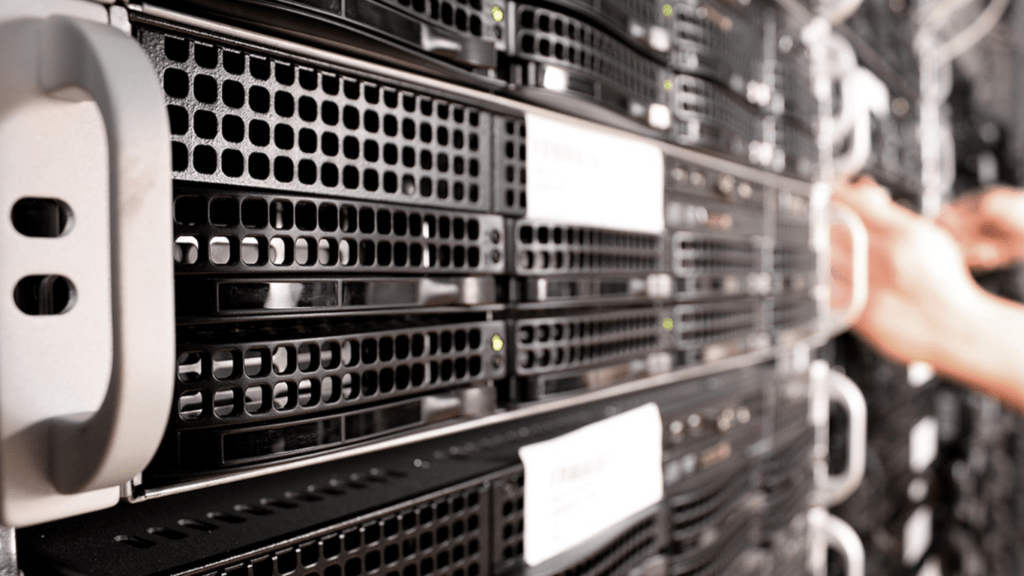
(518, 403), (664, 566)
(525, 113), (665, 234)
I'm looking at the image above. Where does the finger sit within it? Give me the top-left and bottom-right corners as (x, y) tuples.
(834, 189), (922, 238)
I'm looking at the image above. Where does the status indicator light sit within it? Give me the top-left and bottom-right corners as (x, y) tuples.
(492, 6), (504, 21)
(492, 334), (505, 352)
(662, 4), (673, 17)
(663, 318), (674, 331)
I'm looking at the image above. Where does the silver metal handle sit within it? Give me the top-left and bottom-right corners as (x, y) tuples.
(828, 204), (868, 335)
(808, 507), (865, 576)
(39, 16), (174, 494)
(813, 366), (867, 508)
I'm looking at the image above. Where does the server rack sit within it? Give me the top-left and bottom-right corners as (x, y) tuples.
(0, 0), (874, 574)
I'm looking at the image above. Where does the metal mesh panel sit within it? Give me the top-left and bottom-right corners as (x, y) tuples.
(668, 501), (756, 576)
(673, 299), (766, 365)
(668, 466), (752, 537)
(491, 470), (525, 571)
(374, 0), (507, 44)
(775, 118), (818, 181)
(513, 222), (662, 276)
(667, 0), (761, 91)
(768, 297), (816, 333)
(672, 232), (764, 300)
(173, 190), (506, 274)
(512, 4), (663, 105)
(513, 308), (669, 377)
(141, 26), (503, 211)
(119, 471), (499, 576)
(491, 116), (527, 216)
(670, 75), (759, 159)
(174, 321), (506, 428)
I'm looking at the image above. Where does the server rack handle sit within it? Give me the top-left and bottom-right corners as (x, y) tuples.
(827, 203), (868, 335)
(812, 365), (868, 508)
(37, 16), (175, 494)
(808, 507), (865, 576)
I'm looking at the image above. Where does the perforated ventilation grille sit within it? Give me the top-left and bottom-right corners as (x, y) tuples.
(668, 467), (752, 538)
(492, 117), (526, 216)
(777, 119), (817, 181)
(174, 321), (505, 428)
(762, 468), (811, 536)
(514, 222), (662, 276)
(668, 1), (760, 87)
(673, 300), (762, 363)
(513, 4), (662, 104)
(119, 472), (495, 576)
(173, 191), (505, 274)
(376, 0), (504, 43)
(769, 297), (816, 332)
(671, 75), (758, 158)
(669, 519), (753, 576)
(513, 308), (668, 376)
(672, 234), (760, 277)
(493, 471), (663, 576)
(549, 515), (664, 576)
(491, 471), (524, 571)
(140, 27), (499, 211)
(773, 245), (814, 276)
(762, 429), (813, 488)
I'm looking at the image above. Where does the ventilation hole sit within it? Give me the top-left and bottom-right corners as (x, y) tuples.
(213, 388), (239, 417)
(249, 153), (270, 179)
(274, 157), (294, 182)
(322, 101), (339, 125)
(193, 145), (217, 174)
(193, 75), (217, 103)
(168, 105), (188, 135)
(178, 519), (218, 533)
(299, 129), (318, 153)
(273, 382), (295, 410)
(221, 50), (243, 73)
(322, 133), (340, 156)
(209, 197), (239, 227)
(174, 236), (200, 264)
(323, 74), (340, 95)
(250, 57), (270, 80)
(223, 80), (244, 108)
(219, 115), (245, 143)
(299, 96), (318, 121)
(14, 275), (75, 315)
(344, 106), (360, 129)
(164, 36), (189, 61)
(178, 390), (204, 420)
(275, 92), (294, 117)
(244, 385), (269, 414)
(163, 68), (189, 98)
(114, 535), (156, 549)
(209, 236), (234, 265)
(11, 198), (73, 237)
(314, 163), (335, 188)
(147, 527), (188, 540)
(275, 124), (294, 150)
(275, 62), (295, 85)
(193, 110), (217, 139)
(343, 166), (359, 189)
(344, 137), (359, 159)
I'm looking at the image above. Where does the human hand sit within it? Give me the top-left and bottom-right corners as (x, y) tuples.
(937, 187), (1024, 271)
(831, 179), (987, 366)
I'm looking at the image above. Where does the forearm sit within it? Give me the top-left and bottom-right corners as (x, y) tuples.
(927, 291), (1024, 411)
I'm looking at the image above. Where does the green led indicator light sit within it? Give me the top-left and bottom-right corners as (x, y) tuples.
(492, 6), (504, 21)
(663, 79), (673, 91)
(662, 4), (673, 17)
(491, 334), (505, 352)
(663, 318), (674, 331)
